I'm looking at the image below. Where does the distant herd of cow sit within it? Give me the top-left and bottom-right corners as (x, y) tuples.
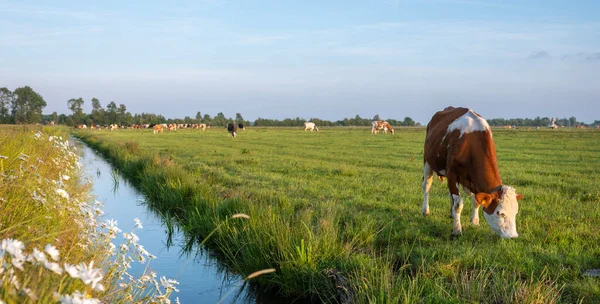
(74, 107), (600, 238)
(74, 120), (400, 136)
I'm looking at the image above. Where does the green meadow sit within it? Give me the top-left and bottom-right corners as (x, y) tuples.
(76, 127), (600, 303)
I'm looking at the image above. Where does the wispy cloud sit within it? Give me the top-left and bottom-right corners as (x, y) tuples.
(561, 52), (600, 62)
(528, 51), (549, 59)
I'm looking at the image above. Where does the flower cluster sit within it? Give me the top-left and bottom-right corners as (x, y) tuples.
(1, 131), (180, 303)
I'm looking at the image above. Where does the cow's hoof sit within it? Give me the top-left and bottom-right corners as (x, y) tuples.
(422, 209), (430, 216)
(471, 218), (480, 226)
(452, 228), (462, 236)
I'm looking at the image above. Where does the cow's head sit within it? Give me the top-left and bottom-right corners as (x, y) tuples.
(476, 186), (522, 239)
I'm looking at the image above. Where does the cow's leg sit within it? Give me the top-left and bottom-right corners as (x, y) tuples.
(422, 162), (434, 216)
(462, 187), (479, 226)
(447, 177), (463, 235)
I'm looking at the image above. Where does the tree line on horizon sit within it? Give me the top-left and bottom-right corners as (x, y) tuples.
(1, 85), (598, 127)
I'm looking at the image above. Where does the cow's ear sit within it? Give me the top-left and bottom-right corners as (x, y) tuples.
(516, 193), (523, 201)
(477, 192), (500, 214)
(475, 193), (493, 207)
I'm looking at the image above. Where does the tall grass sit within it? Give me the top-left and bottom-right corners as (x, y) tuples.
(0, 126), (179, 303)
(74, 127), (600, 303)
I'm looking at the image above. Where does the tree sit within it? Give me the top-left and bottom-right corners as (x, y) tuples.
(50, 112), (58, 124)
(0, 87), (15, 123)
(196, 111), (202, 121)
(90, 97), (105, 125)
(67, 97), (85, 124)
(214, 112), (227, 126)
(403, 117), (415, 126)
(202, 114), (211, 124)
(106, 101), (118, 123)
(117, 104), (127, 125)
(372, 114), (381, 121)
(12, 86), (47, 124)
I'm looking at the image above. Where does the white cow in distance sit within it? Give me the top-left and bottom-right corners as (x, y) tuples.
(304, 122), (319, 132)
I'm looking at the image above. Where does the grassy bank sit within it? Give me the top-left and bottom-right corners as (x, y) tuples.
(0, 126), (178, 303)
(75, 127), (600, 303)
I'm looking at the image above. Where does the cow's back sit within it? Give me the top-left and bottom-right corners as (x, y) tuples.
(424, 107), (470, 172)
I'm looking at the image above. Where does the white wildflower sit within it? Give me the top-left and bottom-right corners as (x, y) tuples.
(55, 189), (70, 199)
(1, 238), (25, 259)
(34, 132), (42, 140)
(7, 269), (21, 289)
(134, 217), (143, 229)
(123, 232), (139, 243)
(78, 261), (105, 291)
(94, 206), (104, 216)
(61, 175), (71, 181)
(139, 274), (152, 283)
(160, 276), (180, 293)
(107, 242), (116, 254)
(58, 291), (101, 304)
(11, 257), (25, 270)
(29, 248), (47, 263)
(18, 153), (29, 161)
(0, 155), (7, 159)
(102, 219), (121, 238)
(45, 244), (60, 261)
(32, 190), (47, 204)
(43, 261), (63, 274)
(63, 263), (79, 278)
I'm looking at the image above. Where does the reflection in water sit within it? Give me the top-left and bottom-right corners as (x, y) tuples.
(78, 142), (264, 303)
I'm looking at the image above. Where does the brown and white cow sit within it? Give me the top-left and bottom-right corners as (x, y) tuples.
(153, 124), (163, 134)
(199, 123), (207, 131)
(304, 122), (319, 132)
(371, 121), (394, 134)
(421, 107), (522, 238)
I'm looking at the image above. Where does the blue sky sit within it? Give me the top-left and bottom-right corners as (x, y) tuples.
(1, 0), (599, 123)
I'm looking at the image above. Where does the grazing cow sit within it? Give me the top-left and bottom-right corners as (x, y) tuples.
(109, 124), (118, 131)
(238, 123), (245, 130)
(227, 123), (238, 138)
(199, 123), (207, 131)
(76, 124), (87, 129)
(371, 121), (395, 134)
(304, 122), (319, 132)
(168, 124), (177, 131)
(421, 107), (522, 238)
(548, 118), (558, 129)
(153, 124), (163, 134)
